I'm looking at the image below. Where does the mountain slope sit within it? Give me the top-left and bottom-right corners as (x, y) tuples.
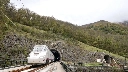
(0, 23), (126, 64)
(80, 20), (128, 56)
(81, 20), (128, 35)
(12, 10), (128, 56)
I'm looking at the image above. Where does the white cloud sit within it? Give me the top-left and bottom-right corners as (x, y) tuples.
(10, 0), (128, 26)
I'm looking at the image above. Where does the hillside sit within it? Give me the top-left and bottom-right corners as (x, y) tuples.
(0, 22), (126, 64)
(0, 0), (128, 65)
(6, 5), (128, 56)
(81, 20), (128, 35)
(80, 20), (128, 56)
(11, 9), (128, 56)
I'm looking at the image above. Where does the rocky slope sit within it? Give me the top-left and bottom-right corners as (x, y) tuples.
(0, 32), (127, 65)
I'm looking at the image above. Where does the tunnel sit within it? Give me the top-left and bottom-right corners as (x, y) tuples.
(104, 55), (111, 63)
(50, 49), (61, 62)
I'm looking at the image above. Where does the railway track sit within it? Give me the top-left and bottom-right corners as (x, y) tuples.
(1, 62), (55, 72)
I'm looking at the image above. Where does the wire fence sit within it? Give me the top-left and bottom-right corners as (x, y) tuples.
(60, 61), (127, 72)
(75, 66), (124, 72)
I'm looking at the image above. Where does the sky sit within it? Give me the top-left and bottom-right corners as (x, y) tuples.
(10, 0), (128, 26)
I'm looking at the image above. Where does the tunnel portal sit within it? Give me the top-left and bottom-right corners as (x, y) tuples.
(50, 49), (61, 62)
(104, 55), (111, 63)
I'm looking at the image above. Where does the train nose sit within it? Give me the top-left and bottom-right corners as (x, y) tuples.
(39, 56), (44, 58)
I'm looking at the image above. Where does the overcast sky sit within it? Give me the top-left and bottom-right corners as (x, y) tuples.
(10, 0), (128, 26)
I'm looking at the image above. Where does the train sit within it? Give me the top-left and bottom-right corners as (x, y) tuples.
(27, 45), (55, 64)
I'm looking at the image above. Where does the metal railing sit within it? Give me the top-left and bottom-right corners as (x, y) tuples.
(0, 58), (27, 70)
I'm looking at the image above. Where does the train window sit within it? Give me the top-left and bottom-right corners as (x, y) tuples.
(32, 45), (48, 52)
(33, 47), (42, 52)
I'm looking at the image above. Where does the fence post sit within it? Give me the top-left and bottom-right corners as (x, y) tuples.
(15, 59), (18, 66)
(23, 59), (25, 66)
(0, 55), (2, 68)
(6, 58), (10, 68)
(3, 58), (6, 68)
(17, 58), (20, 67)
(10, 59), (13, 66)
(23, 59), (27, 66)
(20, 60), (22, 65)
(21, 59), (25, 66)
(0, 60), (3, 69)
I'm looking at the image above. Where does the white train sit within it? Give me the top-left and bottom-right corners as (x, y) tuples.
(27, 45), (54, 64)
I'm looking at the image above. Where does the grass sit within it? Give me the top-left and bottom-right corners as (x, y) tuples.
(78, 41), (127, 60)
(8, 23), (59, 41)
(84, 62), (102, 66)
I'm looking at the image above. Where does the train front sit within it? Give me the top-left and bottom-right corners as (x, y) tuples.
(27, 45), (47, 64)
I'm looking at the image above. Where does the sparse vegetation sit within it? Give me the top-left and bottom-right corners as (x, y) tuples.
(84, 62), (102, 66)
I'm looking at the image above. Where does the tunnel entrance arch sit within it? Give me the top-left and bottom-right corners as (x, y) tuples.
(50, 49), (61, 62)
(104, 55), (111, 63)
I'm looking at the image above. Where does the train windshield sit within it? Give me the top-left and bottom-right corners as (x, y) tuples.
(33, 46), (47, 52)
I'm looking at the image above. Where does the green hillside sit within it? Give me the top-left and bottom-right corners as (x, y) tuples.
(81, 20), (128, 56)
(11, 8), (128, 56)
(82, 20), (128, 35)
(0, 22), (126, 63)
